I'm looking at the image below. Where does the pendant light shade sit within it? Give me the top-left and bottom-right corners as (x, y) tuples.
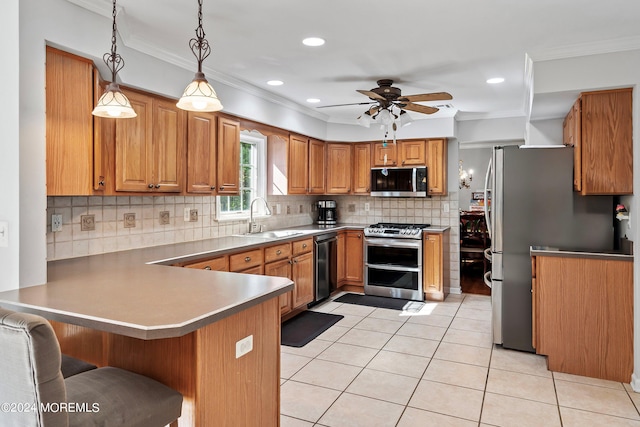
(92, 0), (136, 118)
(177, 0), (223, 112)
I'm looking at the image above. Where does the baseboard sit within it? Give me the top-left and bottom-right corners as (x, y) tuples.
(448, 286), (462, 295)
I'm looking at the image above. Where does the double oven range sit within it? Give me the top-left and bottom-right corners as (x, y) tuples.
(363, 223), (430, 301)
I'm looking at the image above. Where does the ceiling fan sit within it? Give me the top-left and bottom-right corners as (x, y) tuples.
(319, 79), (453, 117)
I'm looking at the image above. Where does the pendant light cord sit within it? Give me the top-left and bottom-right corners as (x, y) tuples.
(104, 0), (124, 83)
(190, 0), (211, 74)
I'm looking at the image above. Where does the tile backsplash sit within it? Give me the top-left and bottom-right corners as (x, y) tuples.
(47, 192), (461, 292)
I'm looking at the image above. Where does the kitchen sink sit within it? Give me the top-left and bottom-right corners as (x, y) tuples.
(234, 230), (305, 239)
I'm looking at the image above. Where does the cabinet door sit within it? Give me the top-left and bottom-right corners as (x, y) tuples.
(217, 117), (240, 194)
(288, 135), (309, 194)
(265, 259), (293, 316)
(352, 143), (371, 194)
(292, 251), (314, 308)
(423, 233), (443, 300)
(398, 140), (426, 166)
(344, 231), (363, 284)
(427, 138), (447, 196)
(580, 89), (632, 195)
(337, 232), (346, 283)
(308, 139), (326, 194)
(45, 47), (95, 196)
(152, 98), (184, 193)
(372, 142), (397, 167)
(115, 90), (154, 192)
(186, 111), (217, 193)
(326, 143), (352, 194)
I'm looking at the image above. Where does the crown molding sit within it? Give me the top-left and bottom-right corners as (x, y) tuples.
(66, 0), (114, 18)
(529, 35), (640, 62)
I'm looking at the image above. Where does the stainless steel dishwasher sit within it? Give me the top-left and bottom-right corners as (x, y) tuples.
(312, 232), (337, 305)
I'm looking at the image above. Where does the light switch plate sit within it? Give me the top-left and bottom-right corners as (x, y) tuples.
(236, 335), (253, 359)
(0, 221), (7, 247)
(189, 209), (198, 222)
(184, 207), (191, 222)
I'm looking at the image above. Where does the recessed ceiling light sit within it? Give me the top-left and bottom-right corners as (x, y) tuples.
(267, 80), (284, 86)
(487, 77), (505, 84)
(306, 98), (321, 103)
(302, 37), (325, 47)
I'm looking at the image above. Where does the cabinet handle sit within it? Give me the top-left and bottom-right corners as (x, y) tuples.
(148, 184), (154, 189)
(357, 234), (362, 238)
(220, 186), (225, 191)
(276, 249), (282, 255)
(155, 184), (161, 189)
(204, 266), (211, 270)
(302, 243), (307, 249)
(293, 259), (298, 264)
(245, 256), (251, 262)
(98, 180), (105, 186)
(289, 260), (293, 265)
(210, 186), (216, 190)
(402, 160), (405, 165)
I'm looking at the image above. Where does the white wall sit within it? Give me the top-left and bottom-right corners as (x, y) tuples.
(326, 117), (456, 142)
(457, 116), (527, 145)
(0, 0), (20, 292)
(527, 118), (564, 146)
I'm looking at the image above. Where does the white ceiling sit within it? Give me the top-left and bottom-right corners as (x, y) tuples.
(69, 0), (640, 125)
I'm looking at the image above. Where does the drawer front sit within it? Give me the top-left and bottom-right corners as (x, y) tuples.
(292, 238), (313, 256)
(229, 249), (264, 272)
(183, 256), (228, 271)
(237, 265), (264, 275)
(264, 242), (292, 263)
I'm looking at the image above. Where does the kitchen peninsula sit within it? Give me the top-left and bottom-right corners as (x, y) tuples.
(0, 235), (295, 427)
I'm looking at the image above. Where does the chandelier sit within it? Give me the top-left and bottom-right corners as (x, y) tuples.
(459, 160), (473, 189)
(177, 0), (223, 112)
(92, 0), (136, 118)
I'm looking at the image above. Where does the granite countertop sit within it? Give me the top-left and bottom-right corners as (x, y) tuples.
(530, 245), (634, 261)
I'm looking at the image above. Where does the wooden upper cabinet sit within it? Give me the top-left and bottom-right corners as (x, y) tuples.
(46, 46), (95, 196)
(427, 138), (448, 196)
(372, 142), (397, 167)
(217, 116), (240, 195)
(308, 139), (326, 194)
(571, 88), (633, 195)
(326, 143), (352, 194)
(288, 134), (310, 194)
(352, 143), (371, 194)
(398, 140), (426, 166)
(114, 90), (184, 193)
(186, 111), (217, 193)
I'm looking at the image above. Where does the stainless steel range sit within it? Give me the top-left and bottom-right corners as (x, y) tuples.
(364, 223), (430, 301)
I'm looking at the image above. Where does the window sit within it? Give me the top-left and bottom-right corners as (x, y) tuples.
(216, 131), (267, 220)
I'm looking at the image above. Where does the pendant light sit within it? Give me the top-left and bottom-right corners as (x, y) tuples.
(92, 0), (136, 118)
(177, 0), (223, 112)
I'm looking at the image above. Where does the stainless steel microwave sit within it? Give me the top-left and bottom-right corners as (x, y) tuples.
(370, 167), (428, 197)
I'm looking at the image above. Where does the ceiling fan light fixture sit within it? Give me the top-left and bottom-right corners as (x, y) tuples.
(357, 111), (372, 128)
(92, 0), (136, 119)
(378, 108), (394, 125)
(177, 0), (223, 112)
(399, 111), (413, 127)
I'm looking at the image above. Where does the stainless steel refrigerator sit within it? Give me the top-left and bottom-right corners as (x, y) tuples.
(484, 145), (613, 352)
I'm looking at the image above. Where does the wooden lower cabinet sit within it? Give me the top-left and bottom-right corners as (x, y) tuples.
(336, 232), (346, 283)
(292, 251), (314, 308)
(532, 255), (633, 382)
(181, 256), (228, 271)
(423, 231), (449, 301)
(343, 230), (363, 287)
(229, 249), (264, 272)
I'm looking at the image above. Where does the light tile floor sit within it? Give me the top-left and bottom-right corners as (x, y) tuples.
(280, 293), (640, 427)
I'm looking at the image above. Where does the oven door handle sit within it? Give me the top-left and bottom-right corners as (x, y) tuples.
(364, 238), (422, 249)
(366, 264), (421, 272)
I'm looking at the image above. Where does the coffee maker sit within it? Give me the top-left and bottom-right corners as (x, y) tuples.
(317, 200), (337, 225)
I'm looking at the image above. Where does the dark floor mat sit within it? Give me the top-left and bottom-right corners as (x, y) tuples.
(334, 293), (424, 311)
(281, 311), (344, 347)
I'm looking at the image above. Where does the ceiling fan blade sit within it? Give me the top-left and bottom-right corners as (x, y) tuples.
(356, 90), (386, 101)
(316, 101), (376, 108)
(402, 103), (439, 115)
(399, 92), (453, 103)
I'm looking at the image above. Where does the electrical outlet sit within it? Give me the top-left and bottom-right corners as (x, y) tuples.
(276, 204), (281, 214)
(52, 214), (63, 232)
(189, 209), (198, 222)
(364, 203), (370, 212)
(80, 214), (95, 231)
(235, 335), (253, 359)
(0, 222), (7, 247)
(184, 207), (191, 222)
(443, 202), (450, 213)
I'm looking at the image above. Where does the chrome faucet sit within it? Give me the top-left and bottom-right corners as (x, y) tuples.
(249, 197), (272, 233)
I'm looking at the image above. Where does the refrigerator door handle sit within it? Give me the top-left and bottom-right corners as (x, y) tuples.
(484, 157), (493, 240)
(484, 247), (492, 262)
(483, 271), (492, 288)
